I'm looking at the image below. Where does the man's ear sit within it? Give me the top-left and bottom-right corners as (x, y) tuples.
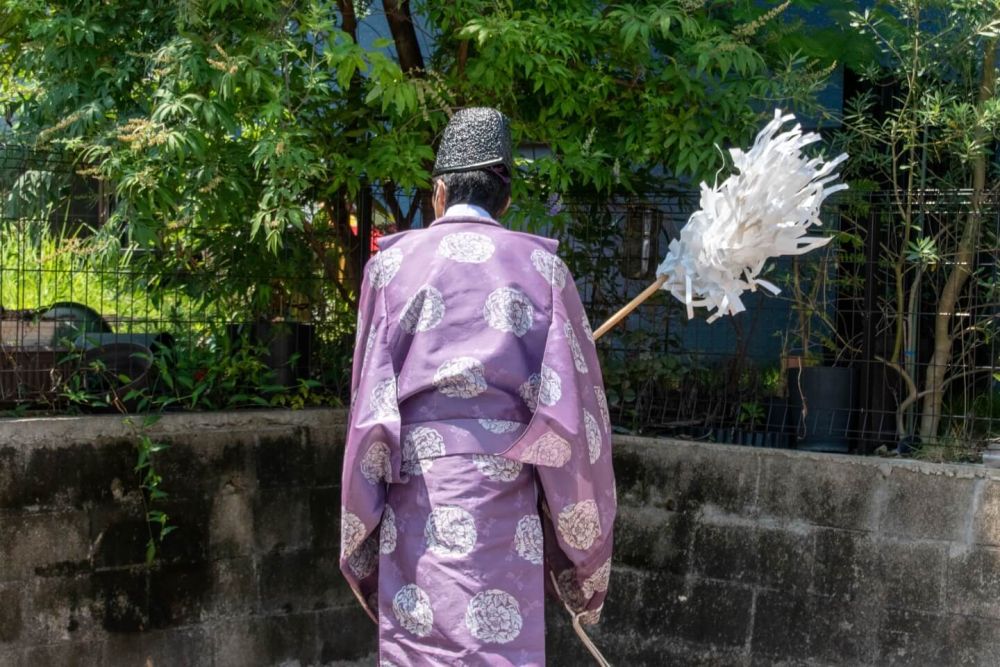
(433, 180), (448, 218)
(497, 195), (512, 218)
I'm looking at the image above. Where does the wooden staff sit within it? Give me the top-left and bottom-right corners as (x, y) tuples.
(592, 274), (668, 340)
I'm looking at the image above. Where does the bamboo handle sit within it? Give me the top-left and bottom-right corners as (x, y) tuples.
(593, 274), (668, 340)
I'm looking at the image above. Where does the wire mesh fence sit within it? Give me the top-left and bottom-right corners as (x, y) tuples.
(3, 143), (999, 460)
(557, 188), (1000, 462)
(0, 145), (358, 412)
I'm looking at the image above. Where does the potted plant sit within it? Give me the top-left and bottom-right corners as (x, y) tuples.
(779, 247), (859, 453)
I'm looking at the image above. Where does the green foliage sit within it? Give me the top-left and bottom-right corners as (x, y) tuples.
(434, 0), (833, 194)
(835, 0), (1000, 444)
(3, 0), (434, 311)
(2, 1), (838, 311)
(123, 414), (173, 565)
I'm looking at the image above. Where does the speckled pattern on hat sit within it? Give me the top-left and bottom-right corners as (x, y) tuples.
(432, 107), (513, 176)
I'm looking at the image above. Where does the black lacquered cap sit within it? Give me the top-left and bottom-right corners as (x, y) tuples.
(432, 107), (513, 176)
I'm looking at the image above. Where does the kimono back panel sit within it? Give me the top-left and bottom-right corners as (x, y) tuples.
(341, 215), (617, 647)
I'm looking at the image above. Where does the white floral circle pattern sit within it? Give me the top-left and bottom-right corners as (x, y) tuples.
(558, 499), (602, 550)
(478, 418), (523, 434)
(347, 532), (378, 578)
(370, 378), (399, 420)
(341, 510), (366, 557)
(514, 514), (543, 565)
(425, 505), (477, 557)
(581, 314), (594, 341)
(438, 232), (495, 263)
(380, 505), (397, 555)
(518, 373), (540, 411)
(583, 558), (612, 599)
(538, 365), (562, 406)
(522, 432), (572, 467)
(594, 385), (611, 432)
(400, 285), (446, 334)
(529, 249), (568, 289)
(360, 441), (391, 484)
(363, 327), (378, 367)
(392, 584), (434, 637)
(483, 287), (534, 337)
(402, 427), (445, 476)
(584, 410), (602, 464)
(565, 322), (588, 373)
(434, 357), (488, 399)
(465, 589), (523, 644)
(371, 248), (403, 288)
(473, 454), (523, 482)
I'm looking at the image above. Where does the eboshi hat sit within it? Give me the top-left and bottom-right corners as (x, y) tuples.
(432, 107), (513, 177)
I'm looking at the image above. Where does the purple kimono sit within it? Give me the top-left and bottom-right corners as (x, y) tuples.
(339, 213), (617, 666)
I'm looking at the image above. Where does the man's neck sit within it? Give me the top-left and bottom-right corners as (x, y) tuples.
(443, 203), (492, 219)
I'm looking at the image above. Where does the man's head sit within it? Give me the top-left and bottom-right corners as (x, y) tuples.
(432, 169), (511, 219)
(431, 107), (513, 219)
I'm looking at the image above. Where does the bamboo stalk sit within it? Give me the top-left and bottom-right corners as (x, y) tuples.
(593, 274), (668, 340)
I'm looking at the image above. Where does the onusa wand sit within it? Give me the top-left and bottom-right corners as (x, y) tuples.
(593, 110), (848, 340)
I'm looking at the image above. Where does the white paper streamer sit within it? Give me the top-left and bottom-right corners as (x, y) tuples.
(657, 109), (848, 323)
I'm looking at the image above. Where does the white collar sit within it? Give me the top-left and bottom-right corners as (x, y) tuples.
(443, 203), (492, 219)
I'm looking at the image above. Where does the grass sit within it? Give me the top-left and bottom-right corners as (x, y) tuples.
(0, 223), (178, 331)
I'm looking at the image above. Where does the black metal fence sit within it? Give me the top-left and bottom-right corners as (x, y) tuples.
(0, 145), (357, 412)
(3, 144), (999, 461)
(561, 189), (1000, 462)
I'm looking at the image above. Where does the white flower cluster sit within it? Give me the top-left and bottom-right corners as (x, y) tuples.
(530, 249), (568, 289)
(584, 410), (602, 464)
(557, 499), (601, 550)
(477, 418), (523, 434)
(425, 505), (477, 557)
(341, 510), (366, 558)
(594, 386), (610, 433)
(360, 441), (391, 484)
(434, 357), (488, 399)
(465, 589), (523, 644)
(583, 558), (612, 599)
(484, 287), (534, 337)
(369, 378), (399, 420)
(380, 505), (397, 555)
(522, 432), (572, 467)
(473, 454), (523, 482)
(538, 365), (562, 406)
(347, 532), (378, 578)
(401, 426), (445, 476)
(400, 285), (446, 333)
(564, 321), (588, 373)
(393, 584), (434, 637)
(370, 247), (403, 288)
(438, 232), (496, 263)
(514, 514), (543, 565)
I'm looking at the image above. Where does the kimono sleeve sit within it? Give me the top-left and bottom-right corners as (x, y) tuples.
(503, 257), (617, 626)
(339, 254), (400, 623)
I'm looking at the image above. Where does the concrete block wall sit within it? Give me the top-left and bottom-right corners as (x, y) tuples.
(1, 409), (999, 665)
(0, 410), (378, 666)
(550, 436), (1000, 665)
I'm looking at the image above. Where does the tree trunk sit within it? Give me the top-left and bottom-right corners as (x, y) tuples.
(918, 41), (996, 440)
(382, 0), (424, 74)
(336, 1), (357, 42)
